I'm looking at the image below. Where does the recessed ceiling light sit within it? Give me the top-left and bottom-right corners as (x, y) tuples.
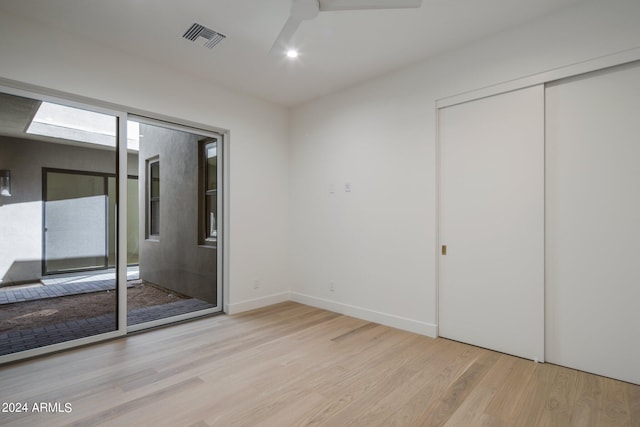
(286, 49), (299, 59)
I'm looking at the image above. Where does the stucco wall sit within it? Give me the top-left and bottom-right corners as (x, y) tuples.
(137, 123), (216, 304)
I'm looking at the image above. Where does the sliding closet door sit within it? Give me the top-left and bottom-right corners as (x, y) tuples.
(546, 62), (640, 384)
(439, 85), (544, 361)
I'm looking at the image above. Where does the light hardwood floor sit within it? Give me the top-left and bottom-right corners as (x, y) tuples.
(0, 302), (638, 426)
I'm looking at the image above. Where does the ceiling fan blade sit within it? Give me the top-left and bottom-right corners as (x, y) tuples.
(269, 16), (303, 54)
(319, 0), (422, 11)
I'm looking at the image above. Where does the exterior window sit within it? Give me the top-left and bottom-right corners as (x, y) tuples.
(200, 139), (217, 245)
(147, 158), (160, 238)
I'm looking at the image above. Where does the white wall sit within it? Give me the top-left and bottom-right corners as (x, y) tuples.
(289, 0), (640, 336)
(0, 12), (290, 312)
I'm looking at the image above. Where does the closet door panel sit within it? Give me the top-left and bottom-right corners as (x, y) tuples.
(546, 61), (640, 385)
(439, 85), (544, 361)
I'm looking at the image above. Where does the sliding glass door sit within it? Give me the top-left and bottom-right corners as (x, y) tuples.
(1, 85), (223, 361)
(0, 90), (123, 359)
(126, 117), (222, 330)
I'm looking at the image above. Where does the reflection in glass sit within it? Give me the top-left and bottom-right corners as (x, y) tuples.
(0, 92), (118, 356)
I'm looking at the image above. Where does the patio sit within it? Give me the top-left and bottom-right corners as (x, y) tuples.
(0, 267), (214, 355)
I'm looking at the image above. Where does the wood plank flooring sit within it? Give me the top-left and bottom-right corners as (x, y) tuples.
(0, 302), (638, 426)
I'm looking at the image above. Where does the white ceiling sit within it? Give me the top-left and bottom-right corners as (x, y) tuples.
(0, 0), (588, 107)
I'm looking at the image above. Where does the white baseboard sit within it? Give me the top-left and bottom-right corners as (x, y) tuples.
(227, 291), (438, 338)
(290, 292), (437, 338)
(226, 292), (290, 314)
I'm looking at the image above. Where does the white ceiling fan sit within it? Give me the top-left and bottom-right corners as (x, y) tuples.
(270, 0), (423, 55)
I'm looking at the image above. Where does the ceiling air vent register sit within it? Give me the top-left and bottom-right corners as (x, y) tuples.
(182, 23), (226, 49)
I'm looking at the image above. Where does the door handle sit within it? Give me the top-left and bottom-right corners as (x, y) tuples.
(442, 245), (447, 255)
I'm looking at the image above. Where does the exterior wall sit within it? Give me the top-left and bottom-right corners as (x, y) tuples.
(0, 136), (138, 285)
(137, 123), (216, 304)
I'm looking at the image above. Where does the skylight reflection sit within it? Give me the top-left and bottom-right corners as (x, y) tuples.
(26, 102), (139, 151)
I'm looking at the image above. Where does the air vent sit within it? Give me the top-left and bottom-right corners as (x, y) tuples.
(182, 23), (226, 49)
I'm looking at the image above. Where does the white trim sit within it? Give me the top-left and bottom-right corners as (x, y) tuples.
(222, 131), (231, 315)
(434, 102), (441, 338)
(0, 77), (229, 137)
(226, 292), (291, 314)
(0, 83), (127, 119)
(437, 47), (640, 109)
(127, 307), (222, 333)
(0, 330), (124, 365)
(216, 132), (226, 314)
(117, 112), (128, 331)
(130, 114), (223, 140)
(290, 292), (437, 338)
